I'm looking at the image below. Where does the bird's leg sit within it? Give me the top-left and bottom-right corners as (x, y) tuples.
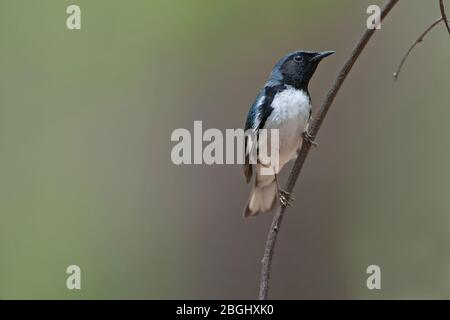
(274, 174), (294, 207)
(302, 130), (318, 147)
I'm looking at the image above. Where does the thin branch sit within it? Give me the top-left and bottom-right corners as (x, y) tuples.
(393, 17), (448, 80)
(440, 0), (450, 35)
(258, 0), (399, 300)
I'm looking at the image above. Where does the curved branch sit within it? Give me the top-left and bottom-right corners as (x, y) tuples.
(393, 17), (448, 80)
(258, 0), (400, 300)
(440, 0), (450, 35)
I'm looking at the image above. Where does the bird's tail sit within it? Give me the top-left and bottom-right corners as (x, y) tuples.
(243, 175), (277, 217)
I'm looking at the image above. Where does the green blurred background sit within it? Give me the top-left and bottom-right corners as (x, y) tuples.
(1, 0), (450, 299)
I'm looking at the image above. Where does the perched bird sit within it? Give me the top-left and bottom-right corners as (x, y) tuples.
(243, 50), (334, 217)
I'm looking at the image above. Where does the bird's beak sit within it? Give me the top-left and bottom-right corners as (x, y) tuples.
(309, 50), (335, 62)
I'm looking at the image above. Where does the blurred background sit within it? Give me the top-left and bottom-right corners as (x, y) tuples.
(1, 0), (450, 299)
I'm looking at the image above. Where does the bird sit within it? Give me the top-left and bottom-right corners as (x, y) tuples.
(243, 50), (334, 217)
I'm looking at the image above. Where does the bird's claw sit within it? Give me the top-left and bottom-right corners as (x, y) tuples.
(279, 190), (294, 207)
(303, 131), (318, 147)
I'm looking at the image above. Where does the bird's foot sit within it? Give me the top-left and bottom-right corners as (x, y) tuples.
(279, 189), (294, 207)
(302, 130), (318, 147)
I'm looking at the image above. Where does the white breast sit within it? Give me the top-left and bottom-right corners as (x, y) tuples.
(264, 86), (311, 170)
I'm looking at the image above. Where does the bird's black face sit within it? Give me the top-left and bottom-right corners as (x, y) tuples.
(280, 51), (334, 89)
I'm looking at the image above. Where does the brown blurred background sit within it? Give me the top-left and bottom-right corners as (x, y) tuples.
(0, 0), (450, 299)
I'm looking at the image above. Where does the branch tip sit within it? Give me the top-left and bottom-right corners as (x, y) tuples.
(394, 17), (448, 80)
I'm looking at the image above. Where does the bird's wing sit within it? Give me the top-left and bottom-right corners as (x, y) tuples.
(243, 85), (284, 183)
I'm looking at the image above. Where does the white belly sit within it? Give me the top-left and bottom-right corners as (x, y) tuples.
(264, 87), (311, 171)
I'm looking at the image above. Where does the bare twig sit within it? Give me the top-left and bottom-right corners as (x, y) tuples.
(258, 0), (400, 300)
(440, 0), (450, 35)
(394, 0), (450, 80)
(393, 17), (448, 80)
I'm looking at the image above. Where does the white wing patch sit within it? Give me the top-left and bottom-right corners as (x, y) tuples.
(254, 94), (266, 128)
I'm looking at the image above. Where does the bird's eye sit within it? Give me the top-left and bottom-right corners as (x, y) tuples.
(294, 55), (303, 63)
